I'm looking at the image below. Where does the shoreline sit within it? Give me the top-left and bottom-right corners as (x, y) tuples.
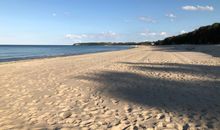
(1, 44), (219, 65)
(0, 45), (135, 65)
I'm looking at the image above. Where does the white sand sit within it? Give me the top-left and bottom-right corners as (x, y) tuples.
(0, 45), (220, 130)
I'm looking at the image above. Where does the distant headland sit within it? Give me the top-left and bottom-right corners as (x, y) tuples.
(73, 23), (220, 46)
(73, 42), (143, 46)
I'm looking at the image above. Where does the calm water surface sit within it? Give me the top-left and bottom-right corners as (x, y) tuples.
(0, 45), (131, 62)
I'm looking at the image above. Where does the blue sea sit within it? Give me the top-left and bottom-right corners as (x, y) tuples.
(0, 45), (131, 62)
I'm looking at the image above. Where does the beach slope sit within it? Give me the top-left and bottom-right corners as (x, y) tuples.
(0, 45), (220, 130)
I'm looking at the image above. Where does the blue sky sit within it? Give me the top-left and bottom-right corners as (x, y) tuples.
(0, 0), (219, 45)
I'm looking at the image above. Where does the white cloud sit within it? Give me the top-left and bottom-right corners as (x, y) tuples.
(98, 32), (118, 38)
(65, 34), (88, 39)
(140, 30), (168, 37)
(165, 13), (176, 22)
(139, 16), (156, 23)
(182, 5), (214, 11)
(166, 13), (176, 18)
(180, 30), (186, 34)
(160, 32), (168, 36)
(65, 31), (119, 40)
(140, 32), (156, 36)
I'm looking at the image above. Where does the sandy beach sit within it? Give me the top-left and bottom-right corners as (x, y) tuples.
(0, 45), (220, 130)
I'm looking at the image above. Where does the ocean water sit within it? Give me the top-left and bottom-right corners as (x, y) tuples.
(0, 45), (131, 62)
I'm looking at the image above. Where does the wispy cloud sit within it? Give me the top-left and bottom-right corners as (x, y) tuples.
(65, 34), (88, 39)
(182, 5), (214, 11)
(180, 30), (186, 34)
(165, 13), (176, 22)
(139, 16), (156, 23)
(160, 32), (168, 36)
(65, 31), (119, 40)
(140, 30), (168, 37)
(166, 13), (176, 18)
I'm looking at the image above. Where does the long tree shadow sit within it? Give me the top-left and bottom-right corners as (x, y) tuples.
(121, 62), (220, 78)
(76, 62), (220, 127)
(150, 45), (220, 57)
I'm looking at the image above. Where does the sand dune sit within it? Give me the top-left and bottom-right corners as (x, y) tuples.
(0, 45), (220, 130)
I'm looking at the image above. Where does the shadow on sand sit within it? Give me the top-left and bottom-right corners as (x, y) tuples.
(150, 45), (220, 57)
(76, 62), (220, 127)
